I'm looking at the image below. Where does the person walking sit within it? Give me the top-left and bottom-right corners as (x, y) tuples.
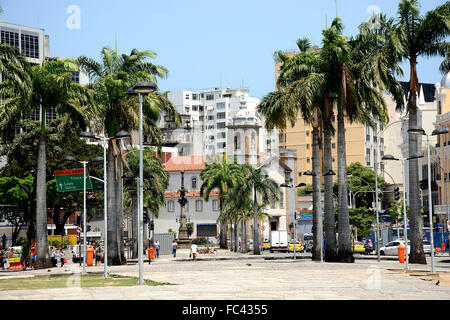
(95, 244), (102, 266)
(154, 240), (160, 259)
(50, 246), (57, 267)
(190, 243), (198, 261)
(172, 240), (178, 258)
(60, 249), (65, 267)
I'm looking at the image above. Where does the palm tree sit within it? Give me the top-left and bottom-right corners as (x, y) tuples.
(123, 147), (168, 258)
(237, 165), (281, 255)
(0, 58), (91, 269)
(200, 156), (244, 248)
(387, 0), (450, 264)
(78, 47), (178, 265)
(0, 43), (30, 89)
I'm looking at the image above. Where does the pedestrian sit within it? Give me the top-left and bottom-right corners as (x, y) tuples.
(50, 246), (57, 267)
(172, 240), (177, 258)
(0, 248), (5, 270)
(95, 244), (102, 266)
(30, 241), (37, 269)
(190, 243), (198, 261)
(154, 240), (160, 259)
(60, 249), (65, 267)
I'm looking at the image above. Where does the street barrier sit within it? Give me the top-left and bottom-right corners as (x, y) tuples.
(398, 244), (405, 264)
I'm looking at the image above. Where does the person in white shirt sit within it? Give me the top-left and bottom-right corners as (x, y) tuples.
(190, 243), (198, 261)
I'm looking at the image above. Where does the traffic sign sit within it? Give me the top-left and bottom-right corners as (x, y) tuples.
(54, 169), (93, 192)
(76, 227), (82, 233)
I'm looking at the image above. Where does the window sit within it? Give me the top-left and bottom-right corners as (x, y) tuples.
(192, 105), (198, 111)
(191, 177), (197, 189)
(21, 33), (39, 59)
(168, 200), (175, 212)
(206, 94), (214, 101)
(71, 71), (80, 83)
(217, 112), (226, 119)
(1, 30), (19, 48)
(332, 143), (336, 149)
(195, 200), (203, 212)
(212, 200), (219, 211)
(192, 94), (198, 100)
(208, 115), (214, 121)
(217, 142), (226, 148)
(279, 133), (285, 143)
(306, 131), (309, 136)
(185, 107), (190, 113)
(306, 144), (310, 150)
(217, 132), (226, 139)
(234, 133), (241, 150)
(216, 102), (225, 109)
(185, 94), (190, 99)
(280, 191), (284, 209)
(307, 157), (310, 163)
(217, 122), (226, 129)
(199, 116), (204, 121)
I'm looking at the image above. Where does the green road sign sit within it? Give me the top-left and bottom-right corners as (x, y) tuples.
(54, 169), (93, 192)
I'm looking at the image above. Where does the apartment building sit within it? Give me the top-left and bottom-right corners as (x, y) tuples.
(166, 88), (277, 158)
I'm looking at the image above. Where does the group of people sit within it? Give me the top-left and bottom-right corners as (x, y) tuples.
(49, 246), (66, 267)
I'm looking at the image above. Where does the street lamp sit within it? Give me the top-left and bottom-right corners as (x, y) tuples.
(127, 81), (157, 285)
(408, 126), (448, 273)
(79, 130), (131, 279)
(64, 155), (103, 275)
(280, 180), (297, 260)
(303, 169), (336, 263)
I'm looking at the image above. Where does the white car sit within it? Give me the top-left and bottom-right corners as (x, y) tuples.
(379, 240), (432, 256)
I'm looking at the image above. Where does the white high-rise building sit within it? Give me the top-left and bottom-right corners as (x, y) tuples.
(166, 88), (277, 158)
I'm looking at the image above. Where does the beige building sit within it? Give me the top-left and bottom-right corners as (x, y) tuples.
(433, 72), (450, 231)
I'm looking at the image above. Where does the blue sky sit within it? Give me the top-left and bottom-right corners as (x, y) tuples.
(2, 0), (448, 98)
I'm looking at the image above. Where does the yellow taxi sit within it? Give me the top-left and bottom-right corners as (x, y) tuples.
(262, 240), (271, 250)
(288, 240), (304, 253)
(353, 241), (366, 254)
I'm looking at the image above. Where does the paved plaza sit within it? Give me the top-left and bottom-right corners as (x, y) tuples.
(0, 249), (449, 300)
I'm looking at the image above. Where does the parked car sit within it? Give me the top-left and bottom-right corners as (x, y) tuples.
(262, 240), (271, 250)
(379, 240), (432, 256)
(352, 241), (366, 254)
(288, 240), (304, 253)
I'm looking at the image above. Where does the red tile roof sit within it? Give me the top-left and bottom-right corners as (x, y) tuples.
(164, 156), (206, 172)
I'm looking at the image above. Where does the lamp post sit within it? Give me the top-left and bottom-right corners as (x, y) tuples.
(127, 81), (157, 285)
(408, 126), (448, 274)
(280, 180), (296, 259)
(303, 170), (336, 263)
(381, 154), (411, 270)
(64, 155), (103, 275)
(79, 130), (131, 278)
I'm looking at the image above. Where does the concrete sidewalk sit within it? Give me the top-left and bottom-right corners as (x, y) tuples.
(0, 249), (449, 300)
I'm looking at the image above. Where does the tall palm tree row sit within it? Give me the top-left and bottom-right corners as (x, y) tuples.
(383, 0), (450, 264)
(259, 15), (405, 262)
(0, 58), (92, 269)
(78, 47), (179, 265)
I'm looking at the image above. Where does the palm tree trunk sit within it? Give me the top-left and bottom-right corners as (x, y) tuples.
(323, 128), (337, 262)
(312, 126), (322, 261)
(131, 193), (138, 259)
(107, 145), (120, 265)
(219, 200), (227, 249)
(234, 219), (238, 252)
(336, 111), (354, 263)
(115, 160), (126, 264)
(35, 130), (51, 269)
(253, 184), (261, 254)
(407, 78), (426, 264)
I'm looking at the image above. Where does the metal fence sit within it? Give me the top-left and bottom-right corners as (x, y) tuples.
(153, 233), (175, 255)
